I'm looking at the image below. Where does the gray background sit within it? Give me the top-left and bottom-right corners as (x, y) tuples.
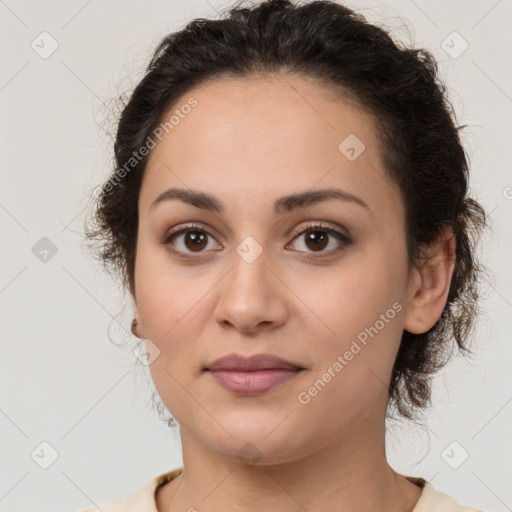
(1, 0), (510, 511)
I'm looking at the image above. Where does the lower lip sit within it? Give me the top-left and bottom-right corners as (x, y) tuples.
(207, 368), (302, 395)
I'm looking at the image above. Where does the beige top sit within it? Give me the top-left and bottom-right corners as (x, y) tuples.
(80, 467), (485, 512)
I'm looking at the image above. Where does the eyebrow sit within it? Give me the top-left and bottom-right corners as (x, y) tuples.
(149, 186), (371, 215)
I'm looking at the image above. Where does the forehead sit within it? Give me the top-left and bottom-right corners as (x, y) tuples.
(138, 73), (402, 221)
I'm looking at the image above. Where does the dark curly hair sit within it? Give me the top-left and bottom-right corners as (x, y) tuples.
(84, 0), (488, 422)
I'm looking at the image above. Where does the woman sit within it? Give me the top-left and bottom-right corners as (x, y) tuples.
(83, 0), (488, 510)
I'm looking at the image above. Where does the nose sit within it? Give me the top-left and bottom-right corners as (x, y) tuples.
(213, 247), (288, 334)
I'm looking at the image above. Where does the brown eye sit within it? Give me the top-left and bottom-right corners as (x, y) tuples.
(183, 230), (208, 252)
(303, 230), (329, 252)
(288, 222), (351, 259)
(163, 224), (221, 258)
(162, 221), (351, 261)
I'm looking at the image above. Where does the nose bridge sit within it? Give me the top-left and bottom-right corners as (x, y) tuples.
(214, 231), (287, 330)
(229, 233), (271, 296)
(224, 204), (273, 275)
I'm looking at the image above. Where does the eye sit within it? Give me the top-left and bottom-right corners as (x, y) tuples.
(162, 221), (351, 260)
(287, 222), (351, 259)
(162, 223), (221, 258)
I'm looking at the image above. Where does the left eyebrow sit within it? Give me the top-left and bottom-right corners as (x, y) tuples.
(149, 186), (371, 215)
(273, 187), (371, 214)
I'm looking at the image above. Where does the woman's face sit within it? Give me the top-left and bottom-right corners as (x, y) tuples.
(133, 74), (416, 463)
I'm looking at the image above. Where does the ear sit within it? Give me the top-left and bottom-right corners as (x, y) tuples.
(131, 301), (143, 339)
(403, 226), (456, 335)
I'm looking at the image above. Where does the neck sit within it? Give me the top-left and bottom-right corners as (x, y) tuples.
(157, 414), (423, 512)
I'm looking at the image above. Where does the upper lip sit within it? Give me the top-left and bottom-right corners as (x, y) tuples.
(206, 353), (304, 372)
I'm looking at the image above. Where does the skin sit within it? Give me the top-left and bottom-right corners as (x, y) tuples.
(131, 73), (456, 512)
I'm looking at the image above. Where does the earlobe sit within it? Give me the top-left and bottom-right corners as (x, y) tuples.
(403, 226), (456, 335)
(131, 317), (141, 337)
(131, 303), (142, 338)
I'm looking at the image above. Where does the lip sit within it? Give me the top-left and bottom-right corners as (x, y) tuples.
(204, 353), (305, 396)
(205, 353), (304, 372)
(208, 369), (303, 395)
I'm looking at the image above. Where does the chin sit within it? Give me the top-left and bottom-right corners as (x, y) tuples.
(198, 416), (309, 465)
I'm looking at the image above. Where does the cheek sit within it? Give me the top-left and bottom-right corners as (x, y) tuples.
(291, 282), (404, 428)
(289, 248), (406, 391)
(134, 240), (204, 335)
(133, 246), (201, 388)
(295, 252), (404, 341)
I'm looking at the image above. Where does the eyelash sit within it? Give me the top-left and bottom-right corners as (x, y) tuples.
(161, 221), (352, 261)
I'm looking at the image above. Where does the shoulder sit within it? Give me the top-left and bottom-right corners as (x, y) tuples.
(413, 481), (486, 512)
(77, 467), (184, 512)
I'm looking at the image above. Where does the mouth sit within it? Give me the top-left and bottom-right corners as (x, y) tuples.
(204, 353), (305, 395)
(205, 353), (304, 372)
